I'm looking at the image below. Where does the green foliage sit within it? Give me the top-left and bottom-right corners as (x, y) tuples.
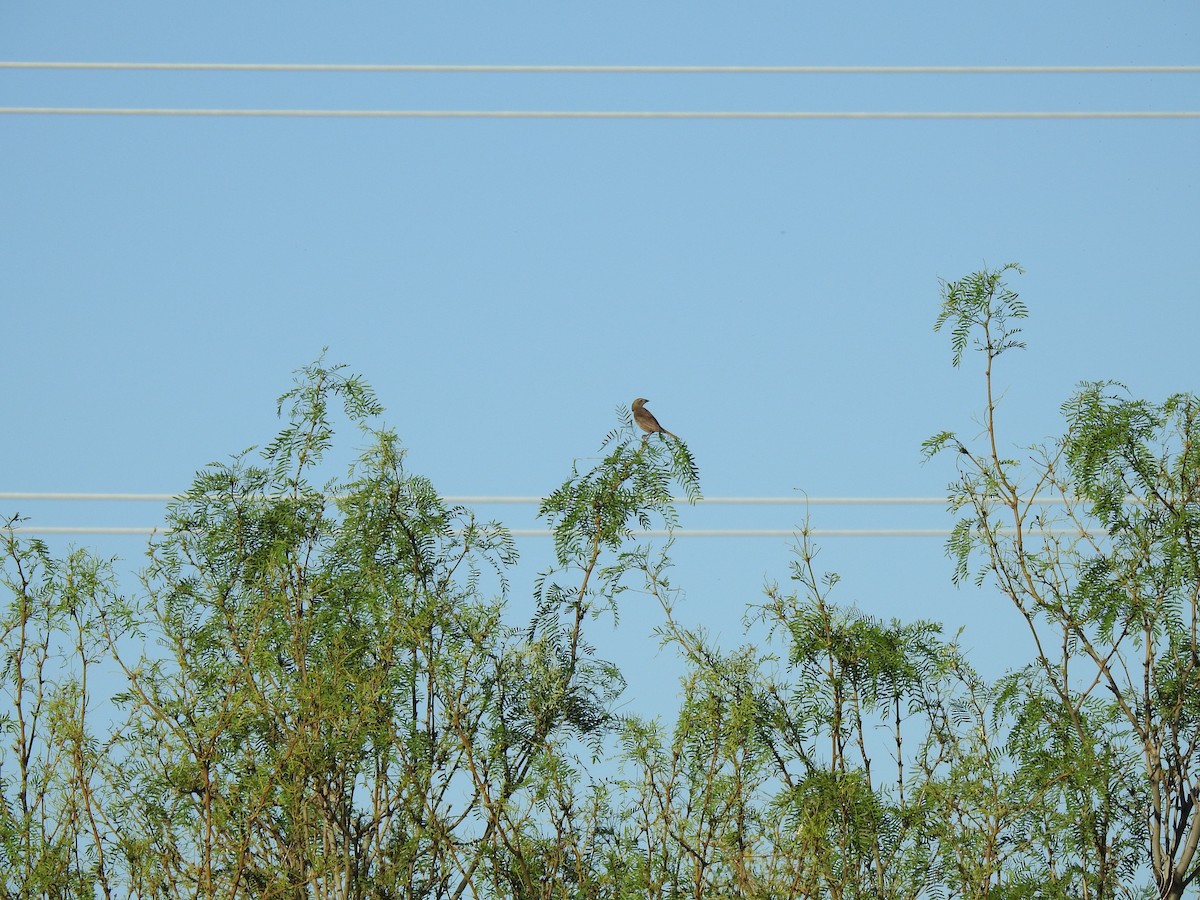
(106, 360), (528, 895)
(929, 265), (1194, 899)
(933, 262), (1027, 368)
(539, 407), (701, 570)
(527, 407), (701, 764)
(5, 275), (1194, 899)
(53, 361), (700, 898)
(0, 522), (121, 897)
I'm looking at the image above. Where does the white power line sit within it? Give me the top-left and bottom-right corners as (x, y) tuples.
(3, 62), (1199, 74)
(2, 526), (1099, 538)
(3, 107), (1198, 120)
(1, 492), (182, 502)
(1, 494), (1108, 538)
(6, 62), (1194, 119)
(0, 493), (1074, 505)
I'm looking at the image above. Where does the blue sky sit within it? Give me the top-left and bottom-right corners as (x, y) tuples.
(2, 3), (1198, 708)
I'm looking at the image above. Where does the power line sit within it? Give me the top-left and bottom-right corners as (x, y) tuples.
(2, 107), (1197, 120)
(0, 494), (1120, 537)
(6, 62), (1193, 119)
(3, 62), (1199, 74)
(0, 495), (1109, 537)
(1, 525), (1099, 538)
(0, 493), (1075, 505)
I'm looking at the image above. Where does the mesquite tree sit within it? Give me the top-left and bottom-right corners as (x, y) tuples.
(6, 278), (1196, 898)
(0, 525), (121, 898)
(12, 360), (697, 898)
(926, 264), (1193, 898)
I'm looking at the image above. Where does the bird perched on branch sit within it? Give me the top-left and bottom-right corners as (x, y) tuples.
(632, 398), (678, 440)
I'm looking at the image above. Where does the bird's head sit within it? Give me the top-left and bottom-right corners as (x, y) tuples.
(633, 397), (648, 409)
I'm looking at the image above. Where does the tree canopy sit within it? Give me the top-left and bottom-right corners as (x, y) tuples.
(3, 269), (1196, 898)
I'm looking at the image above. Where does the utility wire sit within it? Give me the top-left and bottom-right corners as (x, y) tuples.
(3, 62), (1199, 74)
(0, 495), (1110, 537)
(1, 526), (1100, 538)
(7, 61), (1194, 117)
(3, 108), (1198, 120)
(0, 493), (1076, 504)
(6, 62), (1194, 118)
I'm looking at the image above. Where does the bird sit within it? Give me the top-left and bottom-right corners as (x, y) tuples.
(632, 398), (678, 440)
